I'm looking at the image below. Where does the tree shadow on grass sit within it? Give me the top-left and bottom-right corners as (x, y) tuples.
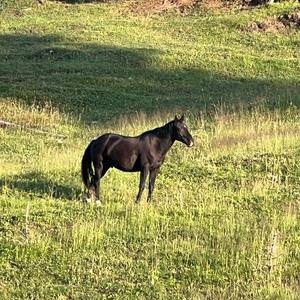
(0, 33), (299, 124)
(0, 171), (81, 200)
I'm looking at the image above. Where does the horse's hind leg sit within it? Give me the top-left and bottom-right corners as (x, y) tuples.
(93, 163), (103, 206)
(91, 160), (109, 206)
(84, 175), (95, 203)
(86, 183), (95, 203)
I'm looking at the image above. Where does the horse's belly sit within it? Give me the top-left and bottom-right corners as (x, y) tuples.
(109, 153), (141, 172)
(114, 165), (140, 172)
(104, 137), (141, 172)
(112, 161), (141, 172)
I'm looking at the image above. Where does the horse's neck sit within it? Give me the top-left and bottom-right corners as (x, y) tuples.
(157, 128), (174, 154)
(161, 137), (174, 155)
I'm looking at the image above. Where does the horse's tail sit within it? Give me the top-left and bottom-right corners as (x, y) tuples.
(81, 140), (94, 189)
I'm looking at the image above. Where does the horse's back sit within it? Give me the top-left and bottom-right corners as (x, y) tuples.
(91, 133), (142, 171)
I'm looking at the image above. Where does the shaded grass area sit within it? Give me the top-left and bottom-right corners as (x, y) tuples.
(0, 171), (80, 200)
(0, 2), (299, 123)
(0, 32), (299, 123)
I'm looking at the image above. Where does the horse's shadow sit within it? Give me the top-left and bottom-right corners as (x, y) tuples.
(0, 171), (81, 200)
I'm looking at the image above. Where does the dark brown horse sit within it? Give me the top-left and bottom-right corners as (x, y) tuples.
(81, 115), (194, 204)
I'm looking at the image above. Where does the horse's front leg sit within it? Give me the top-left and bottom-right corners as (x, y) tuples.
(135, 167), (149, 203)
(147, 168), (159, 202)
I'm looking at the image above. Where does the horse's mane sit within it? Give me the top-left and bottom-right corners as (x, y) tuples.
(141, 121), (174, 139)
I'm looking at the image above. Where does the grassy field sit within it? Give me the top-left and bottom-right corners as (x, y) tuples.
(1, 1), (300, 299)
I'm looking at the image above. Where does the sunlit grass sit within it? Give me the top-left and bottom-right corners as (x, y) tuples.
(1, 100), (299, 298)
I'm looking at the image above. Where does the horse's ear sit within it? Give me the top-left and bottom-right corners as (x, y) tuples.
(174, 115), (179, 121)
(180, 114), (185, 122)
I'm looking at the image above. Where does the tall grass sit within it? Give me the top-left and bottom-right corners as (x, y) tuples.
(1, 100), (299, 298)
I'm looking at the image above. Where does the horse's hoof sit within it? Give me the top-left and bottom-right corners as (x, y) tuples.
(82, 193), (92, 204)
(95, 200), (102, 207)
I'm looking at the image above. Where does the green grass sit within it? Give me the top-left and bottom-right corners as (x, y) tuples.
(1, 1), (300, 299)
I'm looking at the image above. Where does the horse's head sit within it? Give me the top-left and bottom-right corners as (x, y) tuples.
(172, 115), (194, 147)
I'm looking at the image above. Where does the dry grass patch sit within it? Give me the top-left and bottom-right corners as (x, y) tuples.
(120, 0), (248, 14)
(0, 99), (65, 130)
(120, 0), (200, 14)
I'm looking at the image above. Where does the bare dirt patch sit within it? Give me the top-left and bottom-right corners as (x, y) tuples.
(243, 12), (300, 33)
